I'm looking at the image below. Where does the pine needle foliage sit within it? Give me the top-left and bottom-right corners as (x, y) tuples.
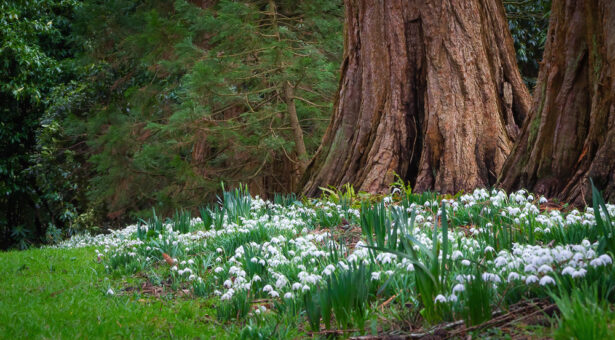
(66, 0), (342, 223)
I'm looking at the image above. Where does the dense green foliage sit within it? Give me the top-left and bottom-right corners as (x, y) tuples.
(0, 0), (85, 248)
(504, 0), (551, 88)
(66, 0), (343, 226)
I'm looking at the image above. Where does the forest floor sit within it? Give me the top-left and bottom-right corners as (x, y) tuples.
(2, 186), (615, 339)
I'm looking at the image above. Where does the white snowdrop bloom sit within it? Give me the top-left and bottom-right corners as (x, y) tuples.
(259, 306), (267, 312)
(259, 259), (266, 266)
(484, 246), (495, 254)
(538, 265), (553, 274)
(371, 272), (381, 281)
(178, 269), (185, 276)
(284, 292), (293, 299)
(434, 294), (447, 303)
(452, 250), (463, 260)
(573, 253), (585, 262)
(524, 264), (537, 273)
(221, 291), (233, 300)
(250, 257), (258, 263)
(561, 266), (576, 276)
(494, 256), (507, 267)
(482, 273), (501, 283)
(107, 288), (115, 296)
(302, 285), (311, 292)
(252, 275), (261, 282)
(188, 274), (196, 281)
(216, 248), (223, 253)
(525, 275), (539, 284)
(171, 266), (178, 271)
(507, 272), (520, 282)
(539, 196), (548, 204)
(539, 276), (556, 286)
(275, 276), (288, 289)
(572, 268), (587, 278)
(461, 259), (471, 266)
(269, 290), (279, 298)
(214, 266), (224, 273)
(528, 195), (534, 201)
(216, 257), (222, 263)
(599, 254), (612, 265)
(214, 290), (222, 296)
(385, 270), (394, 276)
(292, 282), (303, 291)
(448, 294), (458, 302)
(590, 258), (604, 268)
(180, 260), (186, 266)
(187, 259), (195, 265)
(452, 283), (465, 294)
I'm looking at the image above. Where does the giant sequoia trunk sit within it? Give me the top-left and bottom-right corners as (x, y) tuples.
(499, 1), (615, 204)
(302, 0), (530, 196)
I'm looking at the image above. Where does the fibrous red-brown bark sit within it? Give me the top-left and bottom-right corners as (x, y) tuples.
(302, 0), (531, 196)
(499, 1), (615, 204)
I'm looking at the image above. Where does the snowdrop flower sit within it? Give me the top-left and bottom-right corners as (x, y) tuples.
(262, 285), (273, 293)
(216, 248), (223, 253)
(221, 290), (234, 300)
(451, 250), (463, 260)
(452, 283), (465, 294)
(252, 275), (261, 282)
(371, 272), (381, 281)
(572, 268), (587, 278)
(507, 272), (520, 282)
(599, 254), (612, 265)
(107, 288), (115, 296)
(539, 196), (548, 204)
(434, 294), (447, 303)
(539, 275), (555, 286)
(524, 264), (537, 273)
(461, 259), (471, 266)
(561, 266), (576, 276)
(302, 285), (310, 292)
(269, 290), (279, 298)
(214, 266), (224, 273)
(188, 274), (196, 281)
(292, 282), (302, 291)
(482, 273), (501, 283)
(448, 294), (458, 302)
(484, 246), (495, 254)
(223, 280), (233, 288)
(284, 292), (293, 299)
(171, 266), (178, 271)
(538, 265), (553, 273)
(525, 275), (539, 284)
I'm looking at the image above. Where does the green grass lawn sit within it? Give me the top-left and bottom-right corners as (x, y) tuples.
(0, 247), (225, 339)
